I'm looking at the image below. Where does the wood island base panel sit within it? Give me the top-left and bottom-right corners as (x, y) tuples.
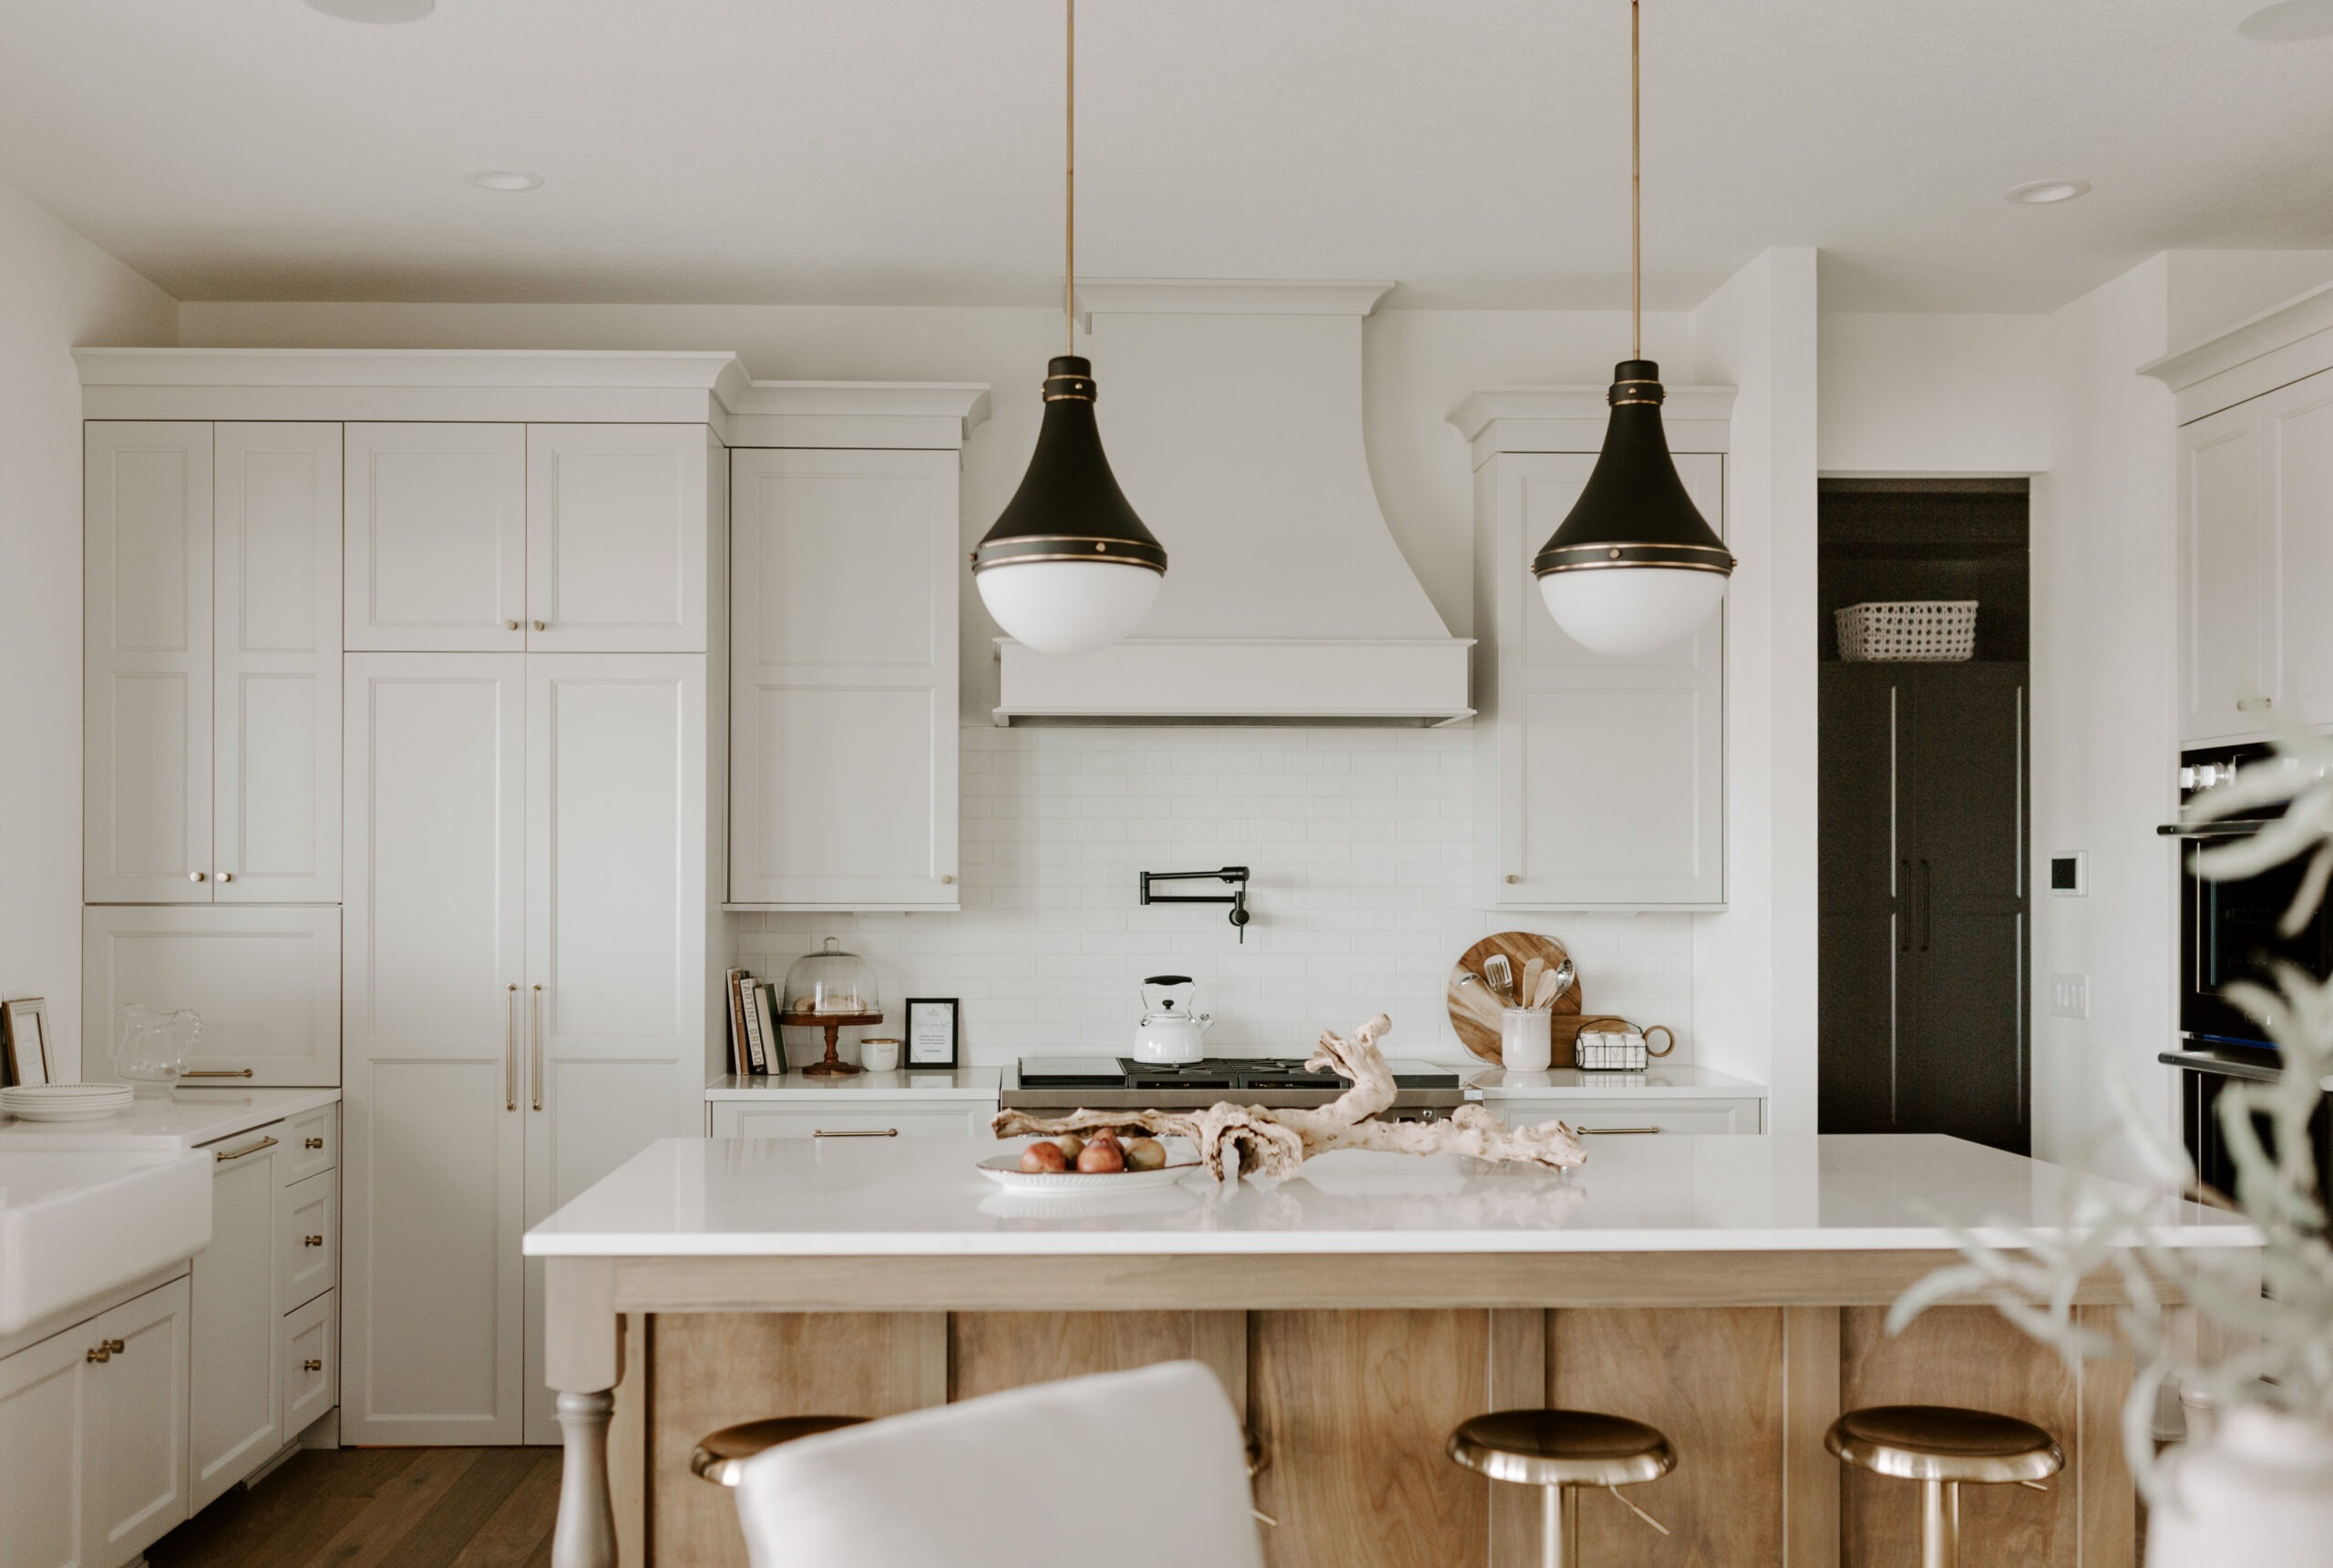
(523, 1134), (2257, 1568)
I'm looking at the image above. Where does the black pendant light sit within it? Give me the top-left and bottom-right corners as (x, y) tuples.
(1533, 0), (1735, 659)
(970, 0), (1166, 657)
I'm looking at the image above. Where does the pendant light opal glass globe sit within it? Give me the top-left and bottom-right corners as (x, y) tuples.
(977, 559), (1163, 656)
(1539, 566), (1726, 659)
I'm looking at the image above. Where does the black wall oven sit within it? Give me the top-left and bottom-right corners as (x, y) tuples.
(2167, 743), (2333, 1056)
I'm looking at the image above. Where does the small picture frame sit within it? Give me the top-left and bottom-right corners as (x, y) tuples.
(904, 998), (960, 1069)
(3, 998), (50, 1089)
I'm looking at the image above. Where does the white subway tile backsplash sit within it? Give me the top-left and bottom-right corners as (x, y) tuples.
(739, 724), (1697, 1070)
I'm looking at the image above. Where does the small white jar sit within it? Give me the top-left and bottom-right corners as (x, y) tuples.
(1500, 1008), (1553, 1071)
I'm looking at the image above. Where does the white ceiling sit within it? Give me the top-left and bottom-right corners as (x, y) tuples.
(2, 0), (2328, 312)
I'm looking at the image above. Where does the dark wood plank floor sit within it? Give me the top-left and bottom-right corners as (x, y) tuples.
(147, 1448), (561, 1568)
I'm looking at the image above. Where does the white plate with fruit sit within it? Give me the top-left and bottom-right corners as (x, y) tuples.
(979, 1132), (1199, 1194)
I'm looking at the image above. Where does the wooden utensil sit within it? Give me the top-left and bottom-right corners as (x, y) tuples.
(1446, 933), (1583, 1065)
(1521, 957), (1547, 1012)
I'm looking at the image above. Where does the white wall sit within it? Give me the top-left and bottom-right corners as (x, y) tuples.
(1818, 313), (2050, 475)
(1686, 249), (1823, 1129)
(2162, 250), (2333, 359)
(0, 180), (176, 1080)
(2030, 256), (2180, 1182)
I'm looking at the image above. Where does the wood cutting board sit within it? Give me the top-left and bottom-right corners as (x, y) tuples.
(1445, 931), (1590, 1066)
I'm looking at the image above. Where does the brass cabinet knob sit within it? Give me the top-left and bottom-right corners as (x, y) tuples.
(940, 874), (955, 886)
(304, 1137), (324, 1150)
(532, 620), (547, 630)
(506, 620), (521, 630)
(303, 1235), (324, 1246)
(104, 1338), (125, 1354)
(87, 1346), (110, 1363)
(189, 870), (206, 883)
(303, 1358), (324, 1372)
(1505, 874), (1519, 885)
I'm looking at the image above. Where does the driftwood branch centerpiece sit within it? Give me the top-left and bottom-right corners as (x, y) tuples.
(990, 1013), (1588, 1180)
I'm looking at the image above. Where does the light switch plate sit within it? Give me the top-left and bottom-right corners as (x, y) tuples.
(2050, 972), (2089, 1020)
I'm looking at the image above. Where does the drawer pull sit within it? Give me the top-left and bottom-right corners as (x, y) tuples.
(1579, 1125), (1661, 1135)
(303, 1358), (324, 1372)
(304, 1137), (324, 1150)
(87, 1345), (111, 1364)
(183, 1068), (254, 1080)
(213, 1133), (278, 1163)
(813, 1128), (899, 1138)
(303, 1235), (325, 1247)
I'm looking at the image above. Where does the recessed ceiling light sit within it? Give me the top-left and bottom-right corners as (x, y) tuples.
(465, 169), (544, 192)
(2006, 179), (2091, 205)
(303, 0), (435, 22)
(2240, 0), (2333, 41)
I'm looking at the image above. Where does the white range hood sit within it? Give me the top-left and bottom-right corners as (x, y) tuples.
(992, 280), (1473, 725)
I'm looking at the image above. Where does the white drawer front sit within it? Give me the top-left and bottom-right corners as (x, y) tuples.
(710, 1103), (992, 1140)
(1495, 1098), (1761, 1135)
(282, 1288), (336, 1438)
(281, 1103), (337, 1184)
(277, 1170), (337, 1311)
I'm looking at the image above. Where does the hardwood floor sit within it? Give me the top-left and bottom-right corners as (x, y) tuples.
(147, 1448), (561, 1568)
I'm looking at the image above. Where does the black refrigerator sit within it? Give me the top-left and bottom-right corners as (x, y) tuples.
(1819, 661), (2030, 1152)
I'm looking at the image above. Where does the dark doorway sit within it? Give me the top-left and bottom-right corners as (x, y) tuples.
(1818, 480), (2030, 1153)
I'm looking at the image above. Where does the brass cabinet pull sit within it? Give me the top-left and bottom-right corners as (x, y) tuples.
(104, 1338), (125, 1354)
(303, 1358), (324, 1372)
(87, 1346), (111, 1363)
(213, 1133), (278, 1163)
(812, 1128), (899, 1139)
(532, 620), (547, 631)
(304, 1137), (324, 1150)
(530, 984), (544, 1112)
(183, 1068), (253, 1079)
(303, 1235), (324, 1247)
(1579, 1126), (1661, 1135)
(505, 984), (519, 1112)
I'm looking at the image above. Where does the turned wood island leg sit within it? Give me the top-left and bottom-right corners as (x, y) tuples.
(546, 1257), (624, 1568)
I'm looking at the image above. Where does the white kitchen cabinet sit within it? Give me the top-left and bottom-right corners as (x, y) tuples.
(345, 423), (528, 652)
(82, 906), (341, 1087)
(728, 446), (961, 908)
(526, 425), (712, 652)
(1469, 448), (1727, 908)
(708, 1102), (994, 1139)
(85, 422), (341, 905)
(281, 1291), (337, 1439)
(278, 1170), (337, 1312)
(344, 651), (714, 1446)
(0, 1276), (193, 1568)
(189, 1128), (281, 1511)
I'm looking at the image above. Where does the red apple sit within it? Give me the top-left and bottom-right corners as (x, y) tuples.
(1075, 1141), (1125, 1173)
(1020, 1141), (1070, 1173)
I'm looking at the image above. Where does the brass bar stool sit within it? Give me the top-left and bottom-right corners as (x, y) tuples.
(1825, 1405), (2062, 1568)
(1447, 1409), (1677, 1568)
(692, 1415), (868, 1487)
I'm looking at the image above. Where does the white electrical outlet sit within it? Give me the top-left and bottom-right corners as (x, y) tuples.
(2050, 972), (2089, 1020)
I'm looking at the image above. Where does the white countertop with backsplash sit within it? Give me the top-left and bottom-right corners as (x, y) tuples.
(704, 1069), (1002, 1102)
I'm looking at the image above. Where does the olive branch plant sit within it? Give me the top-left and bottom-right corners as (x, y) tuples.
(1888, 733), (2333, 1498)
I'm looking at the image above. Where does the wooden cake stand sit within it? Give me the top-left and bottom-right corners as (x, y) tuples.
(779, 1009), (883, 1077)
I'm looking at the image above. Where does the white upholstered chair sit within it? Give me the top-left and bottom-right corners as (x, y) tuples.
(730, 1360), (1266, 1568)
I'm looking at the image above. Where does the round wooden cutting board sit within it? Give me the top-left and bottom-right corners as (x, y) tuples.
(1446, 932), (1586, 1066)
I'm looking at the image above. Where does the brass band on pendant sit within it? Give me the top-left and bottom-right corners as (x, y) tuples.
(1533, 540), (1736, 577)
(1042, 370), (1098, 402)
(971, 533), (1168, 574)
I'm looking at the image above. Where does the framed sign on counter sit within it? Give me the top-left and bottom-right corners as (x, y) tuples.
(905, 998), (960, 1068)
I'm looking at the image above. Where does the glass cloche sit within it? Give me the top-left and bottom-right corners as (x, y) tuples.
(782, 937), (880, 1020)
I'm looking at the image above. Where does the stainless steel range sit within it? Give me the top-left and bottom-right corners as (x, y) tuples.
(1003, 1056), (1469, 1122)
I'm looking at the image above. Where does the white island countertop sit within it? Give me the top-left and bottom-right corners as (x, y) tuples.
(523, 1132), (2254, 1258)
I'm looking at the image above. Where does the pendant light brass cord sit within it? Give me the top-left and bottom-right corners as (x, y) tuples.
(1065, 0), (1076, 357)
(1630, 0), (1640, 361)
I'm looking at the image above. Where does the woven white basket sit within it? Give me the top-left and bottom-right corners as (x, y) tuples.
(1835, 600), (1977, 662)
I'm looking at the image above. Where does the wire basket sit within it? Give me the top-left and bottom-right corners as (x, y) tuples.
(1835, 600), (1977, 662)
(1572, 1023), (1674, 1071)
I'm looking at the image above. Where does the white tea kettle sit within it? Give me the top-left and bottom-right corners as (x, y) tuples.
(1133, 975), (1212, 1064)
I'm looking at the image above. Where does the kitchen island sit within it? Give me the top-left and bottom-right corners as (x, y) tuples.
(525, 1133), (2254, 1568)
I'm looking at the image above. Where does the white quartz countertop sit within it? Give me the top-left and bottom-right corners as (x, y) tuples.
(0, 1087), (339, 1150)
(705, 1069), (1001, 1102)
(523, 1132), (2255, 1258)
(1464, 1064), (1767, 1098)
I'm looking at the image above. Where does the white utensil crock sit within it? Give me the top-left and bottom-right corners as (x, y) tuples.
(1500, 1008), (1552, 1071)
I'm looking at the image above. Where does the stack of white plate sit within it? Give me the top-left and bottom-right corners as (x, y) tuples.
(0, 1083), (135, 1122)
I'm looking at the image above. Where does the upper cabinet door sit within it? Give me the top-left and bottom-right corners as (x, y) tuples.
(86, 421), (215, 903)
(524, 425), (710, 652)
(214, 424), (342, 902)
(729, 448), (961, 908)
(1480, 450), (1726, 908)
(2178, 401), (2271, 742)
(2268, 371), (2333, 731)
(345, 424), (526, 651)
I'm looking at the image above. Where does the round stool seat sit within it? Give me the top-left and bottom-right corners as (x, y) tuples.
(691, 1415), (868, 1487)
(1825, 1405), (2063, 1486)
(1447, 1409), (1678, 1490)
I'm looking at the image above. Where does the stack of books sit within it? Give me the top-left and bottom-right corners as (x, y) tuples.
(725, 968), (781, 1076)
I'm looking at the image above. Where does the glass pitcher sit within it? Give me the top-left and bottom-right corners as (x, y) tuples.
(115, 1003), (201, 1096)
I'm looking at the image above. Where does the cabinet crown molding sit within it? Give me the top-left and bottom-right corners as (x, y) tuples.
(2140, 278), (2333, 425)
(722, 381), (992, 451)
(1448, 384), (1736, 468)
